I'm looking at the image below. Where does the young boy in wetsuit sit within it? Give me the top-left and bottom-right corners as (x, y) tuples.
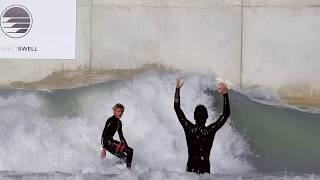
(174, 79), (230, 174)
(100, 103), (133, 168)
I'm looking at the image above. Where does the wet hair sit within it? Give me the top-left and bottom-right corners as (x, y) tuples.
(112, 103), (125, 112)
(194, 104), (208, 125)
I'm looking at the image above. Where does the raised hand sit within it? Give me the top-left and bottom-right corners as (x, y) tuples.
(176, 79), (184, 89)
(217, 82), (228, 94)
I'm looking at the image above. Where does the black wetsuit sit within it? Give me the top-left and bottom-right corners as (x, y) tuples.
(174, 88), (230, 174)
(101, 115), (133, 168)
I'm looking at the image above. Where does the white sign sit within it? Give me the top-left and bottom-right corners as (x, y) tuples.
(0, 0), (76, 59)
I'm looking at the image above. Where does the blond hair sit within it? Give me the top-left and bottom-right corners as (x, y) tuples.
(112, 103), (125, 112)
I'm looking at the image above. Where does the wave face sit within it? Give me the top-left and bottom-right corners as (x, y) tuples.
(228, 90), (320, 173)
(0, 71), (319, 179)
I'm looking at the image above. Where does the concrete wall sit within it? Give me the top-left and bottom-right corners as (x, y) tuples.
(91, 0), (242, 84)
(1, 0), (320, 93)
(243, 0), (320, 90)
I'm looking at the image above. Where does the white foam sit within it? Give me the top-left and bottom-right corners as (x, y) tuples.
(0, 72), (252, 175)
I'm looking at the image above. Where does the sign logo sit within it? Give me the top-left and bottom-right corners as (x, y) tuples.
(1, 5), (33, 38)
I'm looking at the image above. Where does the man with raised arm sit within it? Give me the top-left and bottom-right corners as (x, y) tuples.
(174, 79), (230, 174)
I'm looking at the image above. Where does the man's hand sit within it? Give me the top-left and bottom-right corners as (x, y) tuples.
(217, 82), (228, 94)
(176, 79), (184, 89)
(100, 148), (107, 159)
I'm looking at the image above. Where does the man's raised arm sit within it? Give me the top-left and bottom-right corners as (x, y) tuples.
(208, 82), (230, 132)
(174, 79), (192, 128)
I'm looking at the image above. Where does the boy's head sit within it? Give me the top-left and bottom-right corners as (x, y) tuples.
(113, 103), (125, 119)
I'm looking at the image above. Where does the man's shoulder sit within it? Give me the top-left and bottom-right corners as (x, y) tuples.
(106, 116), (116, 122)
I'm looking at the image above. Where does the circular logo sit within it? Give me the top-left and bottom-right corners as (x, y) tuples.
(0, 5), (33, 38)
